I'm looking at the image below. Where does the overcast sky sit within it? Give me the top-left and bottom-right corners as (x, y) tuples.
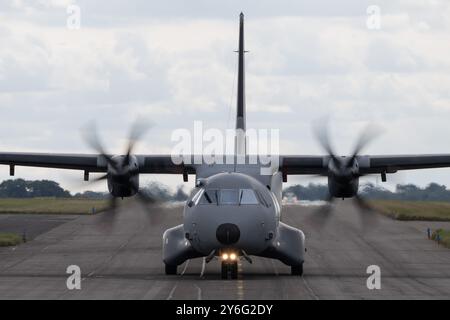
(1, 0), (450, 193)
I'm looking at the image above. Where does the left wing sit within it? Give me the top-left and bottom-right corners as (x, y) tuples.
(280, 154), (450, 176)
(360, 154), (450, 174)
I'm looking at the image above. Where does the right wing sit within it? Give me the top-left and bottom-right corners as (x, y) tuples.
(279, 155), (327, 175)
(0, 152), (104, 172)
(0, 152), (194, 175)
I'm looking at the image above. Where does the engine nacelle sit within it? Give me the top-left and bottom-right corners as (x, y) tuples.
(106, 155), (140, 198)
(107, 174), (139, 198)
(327, 175), (359, 198)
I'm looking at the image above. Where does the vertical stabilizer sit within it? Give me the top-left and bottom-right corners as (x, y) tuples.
(235, 12), (247, 156)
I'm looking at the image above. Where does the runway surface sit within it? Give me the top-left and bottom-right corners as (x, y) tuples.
(0, 201), (450, 300)
(0, 214), (75, 241)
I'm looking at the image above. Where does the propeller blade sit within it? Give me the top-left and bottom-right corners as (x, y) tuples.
(349, 124), (382, 163)
(354, 194), (372, 210)
(60, 172), (109, 194)
(306, 195), (379, 233)
(306, 194), (334, 230)
(313, 119), (340, 168)
(96, 196), (119, 231)
(128, 183), (157, 206)
(82, 122), (118, 170)
(354, 195), (379, 232)
(135, 187), (157, 205)
(124, 119), (152, 165)
(80, 119), (159, 229)
(92, 174), (108, 182)
(128, 184), (165, 224)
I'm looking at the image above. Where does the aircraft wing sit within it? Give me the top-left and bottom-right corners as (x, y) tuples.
(2, 152), (450, 177)
(280, 154), (450, 176)
(280, 156), (327, 175)
(0, 152), (104, 172)
(0, 152), (192, 175)
(359, 154), (450, 174)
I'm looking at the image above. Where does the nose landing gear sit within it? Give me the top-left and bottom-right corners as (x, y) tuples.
(220, 251), (238, 279)
(221, 260), (238, 279)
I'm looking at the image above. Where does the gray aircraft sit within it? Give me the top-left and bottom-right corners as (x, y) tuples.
(2, 13), (450, 279)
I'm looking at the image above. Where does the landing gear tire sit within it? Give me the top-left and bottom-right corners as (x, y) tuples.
(221, 261), (238, 280)
(230, 261), (238, 279)
(221, 263), (228, 279)
(165, 264), (177, 275)
(291, 264), (303, 276)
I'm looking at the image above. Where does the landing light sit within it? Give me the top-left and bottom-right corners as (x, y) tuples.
(222, 252), (237, 261)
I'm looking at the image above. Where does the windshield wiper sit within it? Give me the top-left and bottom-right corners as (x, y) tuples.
(204, 192), (212, 204)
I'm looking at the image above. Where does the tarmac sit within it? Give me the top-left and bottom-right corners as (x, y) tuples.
(0, 200), (449, 300)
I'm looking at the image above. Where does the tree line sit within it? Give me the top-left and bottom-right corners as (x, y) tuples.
(284, 182), (450, 201)
(0, 179), (189, 201)
(3, 178), (450, 202)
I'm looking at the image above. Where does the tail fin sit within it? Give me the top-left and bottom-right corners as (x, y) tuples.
(235, 12), (247, 156)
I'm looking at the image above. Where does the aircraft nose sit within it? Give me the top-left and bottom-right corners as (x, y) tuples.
(216, 223), (240, 245)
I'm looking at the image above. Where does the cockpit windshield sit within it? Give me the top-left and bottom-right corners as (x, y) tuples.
(220, 189), (239, 205)
(199, 189), (260, 206)
(199, 190), (218, 205)
(239, 189), (259, 205)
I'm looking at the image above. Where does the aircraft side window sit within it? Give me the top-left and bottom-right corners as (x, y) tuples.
(255, 191), (270, 207)
(239, 189), (259, 205)
(219, 189), (239, 205)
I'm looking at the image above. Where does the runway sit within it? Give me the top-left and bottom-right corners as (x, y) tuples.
(0, 201), (450, 300)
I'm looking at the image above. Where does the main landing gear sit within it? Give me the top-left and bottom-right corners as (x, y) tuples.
(165, 264), (177, 275)
(291, 263), (303, 276)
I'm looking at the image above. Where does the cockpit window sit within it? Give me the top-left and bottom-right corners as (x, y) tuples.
(199, 188), (261, 206)
(220, 189), (239, 205)
(239, 189), (259, 205)
(255, 191), (269, 207)
(192, 189), (204, 204)
(199, 189), (218, 205)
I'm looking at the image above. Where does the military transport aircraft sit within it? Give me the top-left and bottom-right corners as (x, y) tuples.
(2, 13), (450, 279)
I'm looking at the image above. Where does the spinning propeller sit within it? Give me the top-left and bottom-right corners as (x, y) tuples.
(81, 120), (157, 226)
(310, 120), (382, 230)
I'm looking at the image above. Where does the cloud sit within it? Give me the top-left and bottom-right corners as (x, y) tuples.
(2, 1), (450, 191)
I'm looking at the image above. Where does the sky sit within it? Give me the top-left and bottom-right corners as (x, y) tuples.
(1, 0), (450, 193)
